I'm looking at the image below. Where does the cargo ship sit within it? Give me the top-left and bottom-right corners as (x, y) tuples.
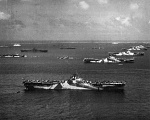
(0, 54), (27, 58)
(23, 74), (126, 91)
(21, 48), (48, 52)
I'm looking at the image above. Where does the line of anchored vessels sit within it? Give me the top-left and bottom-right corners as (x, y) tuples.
(83, 45), (148, 64)
(0, 43), (48, 58)
(23, 44), (149, 91)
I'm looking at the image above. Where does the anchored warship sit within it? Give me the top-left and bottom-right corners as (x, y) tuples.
(23, 74), (126, 91)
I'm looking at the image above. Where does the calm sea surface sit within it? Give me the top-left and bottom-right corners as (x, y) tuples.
(0, 42), (150, 120)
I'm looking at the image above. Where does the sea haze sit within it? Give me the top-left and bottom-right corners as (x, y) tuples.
(0, 42), (150, 120)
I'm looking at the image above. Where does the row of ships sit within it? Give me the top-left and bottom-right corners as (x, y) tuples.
(0, 43), (76, 58)
(83, 45), (149, 64)
(0, 44), (149, 60)
(0, 43), (48, 58)
(1, 43), (149, 91)
(22, 44), (149, 91)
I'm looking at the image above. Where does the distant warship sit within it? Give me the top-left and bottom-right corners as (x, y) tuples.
(21, 48), (48, 52)
(83, 56), (134, 63)
(0, 54), (27, 58)
(109, 51), (144, 56)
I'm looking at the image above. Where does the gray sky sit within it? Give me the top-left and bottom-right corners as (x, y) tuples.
(0, 0), (150, 42)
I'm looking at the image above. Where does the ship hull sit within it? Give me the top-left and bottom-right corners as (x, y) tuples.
(21, 50), (48, 52)
(23, 81), (101, 91)
(23, 81), (125, 91)
(0, 54), (27, 58)
(83, 58), (134, 64)
(109, 52), (144, 56)
(100, 84), (125, 90)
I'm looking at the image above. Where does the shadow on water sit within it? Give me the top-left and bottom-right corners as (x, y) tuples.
(23, 89), (125, 103)
(21, 89), (126, 119)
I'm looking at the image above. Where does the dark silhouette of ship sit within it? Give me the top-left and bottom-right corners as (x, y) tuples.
(0, 54), (27, 58)
(60, 47), (76, 49)
(21, 48), (48, 52)
(23, 74), (126, 91)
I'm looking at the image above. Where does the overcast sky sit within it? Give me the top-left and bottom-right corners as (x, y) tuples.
(0, 0), (150, 42)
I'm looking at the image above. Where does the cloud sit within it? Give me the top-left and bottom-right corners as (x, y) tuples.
(130, 3), (139, 10)
(97, 0), (108, 4)
(115, 16), (131, 26)
(0, 12), (11, 20)
(79, 1), (89, 10)
(21, 0), (32, 1)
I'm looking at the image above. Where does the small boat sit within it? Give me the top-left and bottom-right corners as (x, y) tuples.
(23, 74), (126, 91)
(0, 54), (27, 58)
(13, 43), (21, 47)
(57, 56), (74, 60)
(21, 48), (48, 52)
(112, 42), (119, 45)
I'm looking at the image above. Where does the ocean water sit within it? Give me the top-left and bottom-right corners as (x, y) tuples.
(0, 42), (150, 120)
